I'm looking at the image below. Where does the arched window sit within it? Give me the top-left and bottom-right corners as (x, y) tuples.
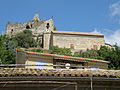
(11, 29), (13, 34)
(46, 23), (50, 29)
(31, 24), (32, 28)
(26, 25), (30, 29)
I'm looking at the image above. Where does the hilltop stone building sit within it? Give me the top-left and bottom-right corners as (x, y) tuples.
(6, 14), (106, 51)
(44, 31), (105, 52)
(6, 13), (54, 36)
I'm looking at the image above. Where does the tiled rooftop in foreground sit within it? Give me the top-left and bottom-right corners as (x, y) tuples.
(0, 68), (120, 78)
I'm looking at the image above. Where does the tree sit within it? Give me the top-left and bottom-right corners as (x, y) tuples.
(13, 30), (37, 48)
(53, 26), (57, 31)
(105, 46), (120, 69)
(74, 46), (120, 70)
(50, 46), (72, 56)
(0, 35), (16, 64)
(74, 49), (100, 59)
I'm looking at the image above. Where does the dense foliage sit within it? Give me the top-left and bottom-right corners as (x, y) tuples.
(50, 46), (72, 56)
(0, 30), (37, 64)
(13, 30), (37, 48)
(74, 46), (120, 70)
(0, 35), (16, 64)
(30, 46), (72, 56)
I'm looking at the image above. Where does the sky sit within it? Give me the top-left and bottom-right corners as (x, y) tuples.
(0, 0), (120, 46)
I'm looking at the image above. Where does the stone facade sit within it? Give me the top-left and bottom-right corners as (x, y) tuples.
(6, 13), (54, 36)
(43, 31), (105, 51)
(43, 32), (52, 49)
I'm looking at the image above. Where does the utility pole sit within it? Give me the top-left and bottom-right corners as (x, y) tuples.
(91, 76), (93, 90)
(75, 85), (77, 90)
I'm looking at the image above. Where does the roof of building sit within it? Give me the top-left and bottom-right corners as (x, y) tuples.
(17, 50), (110, 63)
(52, 31), (104, 37)
(0, 68), (119, 78)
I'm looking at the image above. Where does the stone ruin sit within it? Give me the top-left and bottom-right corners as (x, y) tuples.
(6, 13), (54, 36)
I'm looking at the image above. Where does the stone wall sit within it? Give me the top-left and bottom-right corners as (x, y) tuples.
(16, 51), (26, 68)
(43, 32), (52, 49)
(6, 23), (27, 36)
(51, 33), (105, 51)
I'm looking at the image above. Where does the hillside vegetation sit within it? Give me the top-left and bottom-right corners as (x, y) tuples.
(0, 30), (120, 69)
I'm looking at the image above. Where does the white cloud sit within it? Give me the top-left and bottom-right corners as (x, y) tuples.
(110, 1), (120, 16)
(91, 29), (101, 34)
(109, 1), (120, 23)
(105, 29), (120, 46)
(90, 1), (120, 46)
(91, 29), (120, 46)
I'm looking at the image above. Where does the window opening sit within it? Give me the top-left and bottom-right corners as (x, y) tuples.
(26, 25), (30, 29)
(31, 24), (32, 28)
(93, 45), (98, 50)
(46, 23), (50, 29)
(11, 29), (13, 34)
(70, 44), (74, 49)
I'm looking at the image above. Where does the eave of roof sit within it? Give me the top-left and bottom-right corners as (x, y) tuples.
(51, 31), (104, 37)
(17, 50), (110, 63)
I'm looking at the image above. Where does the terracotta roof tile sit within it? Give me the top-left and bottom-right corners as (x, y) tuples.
(0, 68), (120, 78)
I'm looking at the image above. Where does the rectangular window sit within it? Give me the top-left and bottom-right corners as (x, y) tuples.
(93, 45), (98, 50)
(70, 44), (74, 49)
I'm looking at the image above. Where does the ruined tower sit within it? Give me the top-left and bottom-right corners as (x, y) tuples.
(33, 13), (40, 21)
(6, 14), (54, 36)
